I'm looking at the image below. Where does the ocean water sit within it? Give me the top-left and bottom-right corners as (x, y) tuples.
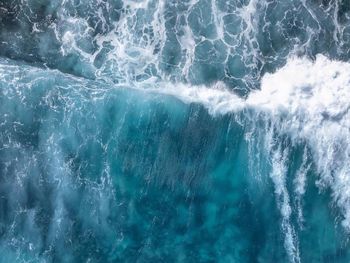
(0, 0), (350, 262)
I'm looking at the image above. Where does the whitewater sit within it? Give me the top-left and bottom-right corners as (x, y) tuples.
(1, 0), (350, 262)
(151, 54), (350, 262)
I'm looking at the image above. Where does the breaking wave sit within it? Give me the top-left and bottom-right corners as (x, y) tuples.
(1, 0), (350, 262)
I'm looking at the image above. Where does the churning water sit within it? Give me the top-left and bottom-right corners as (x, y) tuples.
(1, 0), (350, 262)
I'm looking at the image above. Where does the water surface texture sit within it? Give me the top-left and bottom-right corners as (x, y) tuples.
(1, 0), (350, 262)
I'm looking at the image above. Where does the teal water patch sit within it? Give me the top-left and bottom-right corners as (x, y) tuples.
(0, 60), (349, 262)
(1, 1), (350, 261)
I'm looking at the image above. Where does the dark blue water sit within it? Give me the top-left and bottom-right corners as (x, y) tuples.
(1, 1), (350, 262)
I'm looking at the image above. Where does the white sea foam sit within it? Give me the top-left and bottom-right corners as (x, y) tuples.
(249, 54), (350, 228)
(2, 51), (349, 261)
(148, 54), (350, 262)
(146, 81), (244, 115)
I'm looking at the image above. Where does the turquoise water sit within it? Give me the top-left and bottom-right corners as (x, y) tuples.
(1, 1), (350, 262)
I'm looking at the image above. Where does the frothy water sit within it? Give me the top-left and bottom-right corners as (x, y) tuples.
(145, 54), (350, 262)
(1, 0), (350, 262)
